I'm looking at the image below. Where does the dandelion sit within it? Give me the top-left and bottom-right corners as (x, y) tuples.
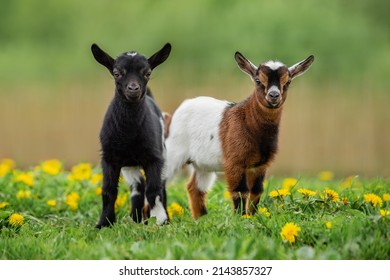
(280, 222), (301, 244)
(324, 189), (340, 202)
(282, 178), (298, 190)
(341, 175), (358, 188)
(16, 190), (31, 199)
(8, 213), (24, 227)
(318, 171), (334, 181)
(298, 188), (316, 198)
(14, 172), (34, 187)
(0, 202), (9, 209)
(41, 159), (62, 175)
(90, 173), (103, 185)
(379, 209), (390, 217)
(0, 158), (16, 177)
(269, 188), (290, 198)
(383, 194), (390, 202)
(68, 163), (92, 181)
(115, 193), (127, 210)
(223, 191), (231, 199)
(167, 202), (184, 220)
(342, 197), (348, 205)
(47, 199), (57, 207)
(258, 207), (270, 217)
(95, 187), (102, 195)
(241, 214), (251, 219)
(66, 192), (80, 210)
(325, 221), (332, 229)
(364, 193), (383, 207)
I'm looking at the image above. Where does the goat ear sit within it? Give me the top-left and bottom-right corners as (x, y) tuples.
(289, 55), (314, 80)
(148, 43), (172, 70)
(91, 44), (115, 74)
(234, 52), (258, 79)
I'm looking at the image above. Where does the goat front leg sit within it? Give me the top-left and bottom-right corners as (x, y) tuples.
(144, 162), (168, 225)
(225, 164), (248, 216)
(246, 168), (266, 215)
(96, 160), (120, 228)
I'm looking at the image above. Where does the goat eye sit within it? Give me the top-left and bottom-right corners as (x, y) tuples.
(255, 79), (261, 86)
(113, 72), (121, 78)
(145, 71), (151, 79)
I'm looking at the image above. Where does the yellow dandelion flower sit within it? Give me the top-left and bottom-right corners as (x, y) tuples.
(95, 187), (102, 195)
(0, 159), (16, 177)
(241, 214), (251, 219)
(364, 193), (383, 207)
(66, 192), (80, 210)
(269, 188), (290, 198)
(115, 193), (127, 210)
(280, 222), (301, 244)
(16, 190), (31, 199)
(318, 171), (334, 181)
(167, 202), (184, 220)
(258, 207), (270, 217)
(298, 188), (316, 197)
(383, 194), (390, 201)
(379, 209), (390, 217)
(8, 213), (24, 227)
(14, 172), (34, 187)
(68, 163), (92, 181)
(90, 173), (103, 185)
(324, 189), (340, 202)
(47, 199), (57, 207)
(325, 221), (332, 229)
(341, 175), (358, 188)
(41, 159), (62, 175)
(282, 178), (298, 190)
(0, 201), (9, 209)
(223, 191), (231, 199)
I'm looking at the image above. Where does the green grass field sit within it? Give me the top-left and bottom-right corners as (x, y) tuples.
(0, 159), (389, 260)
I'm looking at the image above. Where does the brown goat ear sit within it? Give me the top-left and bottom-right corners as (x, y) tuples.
(289, 55), (314, 80)
(234, 52), (258, 79)
(148, 43), (172, 70)
(91, 44), (115, 75)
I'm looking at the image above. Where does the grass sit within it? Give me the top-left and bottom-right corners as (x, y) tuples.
(0, 159), (389, 260)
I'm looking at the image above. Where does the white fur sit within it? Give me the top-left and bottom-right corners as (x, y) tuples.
(264, 61), (285, 71)
(126, 51), (137, 57)
(150, 196), (168, 225)
(121, 167), (142, 197)
(164, 96), (229, 183)
(195, 170), (217, 193)
(268, 85), (280, 94)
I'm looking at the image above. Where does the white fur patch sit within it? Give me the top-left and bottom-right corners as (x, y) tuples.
(150, 196), (168, 225)
(264, 61), (285, 71)
(121, 167), (142, 197)
(268, 85), (280, 94)
(164, 96), (228, 181)
(126, 51), (137, 57)
(195, 170), (217, 193)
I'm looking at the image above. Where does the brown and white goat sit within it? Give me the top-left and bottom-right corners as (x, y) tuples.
(164, 52), (314, 218)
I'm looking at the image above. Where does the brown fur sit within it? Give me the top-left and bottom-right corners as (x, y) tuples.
(186, 173), (208, 218)
(220, 92), (282, 214)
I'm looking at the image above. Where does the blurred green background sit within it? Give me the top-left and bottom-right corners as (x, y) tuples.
(0, 0), (389, 177)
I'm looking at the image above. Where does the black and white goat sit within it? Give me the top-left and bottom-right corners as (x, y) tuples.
(91, 43), (171, 228)
(164, 52), (314, 218)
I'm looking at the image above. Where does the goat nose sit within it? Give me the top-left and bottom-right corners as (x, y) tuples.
(269, 91), (280, 98)
(127, 83), (140, 91)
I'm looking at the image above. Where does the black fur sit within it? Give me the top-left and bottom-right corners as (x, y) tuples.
(91, 43), (171, 228)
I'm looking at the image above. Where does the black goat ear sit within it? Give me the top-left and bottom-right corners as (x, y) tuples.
(91, 44), (115, 74)
(234, 51), (258, 79)
(148, 43), (172, 70)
